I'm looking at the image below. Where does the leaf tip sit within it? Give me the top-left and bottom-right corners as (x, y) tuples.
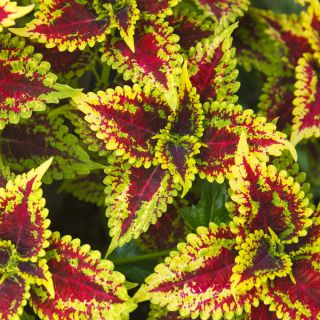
(34, 158), (53, 180)
(125, 35), (135, 53)
(8, 27), (30, 37)
(285, 138), (298, 161)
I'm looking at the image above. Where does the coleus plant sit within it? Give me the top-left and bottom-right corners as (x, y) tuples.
(0, 159), (136, 319)
(0, 0), (319, 319)
(135, 135), (319, 319)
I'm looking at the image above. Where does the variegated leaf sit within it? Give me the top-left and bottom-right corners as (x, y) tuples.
(0, 112), (103, 184)
(101, 16), (182, 109)
(0, 159), (52, 259)
(231, 230), (293, 294)
(196, 102), (296, 183)
(0, 275), (29, 320)
(73, 85), (171, 167)
(105, 162), (179, 253)
(260, 254), (320, 320)
(244, 303), (278, 320)
(136, 0), (180, 17)
(137, 201), (191, 252)
(168, 7), (215, 51)
(31, 42), (95, 80)
(11, 0), (111, 52)
(0, 1), (33, 32)
(193, 0), (250, 27)
(108, 0), (140, 52)
(63, 107), (107, 155)
(258, 73), (296, 131)
(187, 24), (239, 104)
(58, 171), (106, 206)
(30, 232), (136, 319)
(155, 136), (201, 195)
(154, 68), (204, 193)
(227, 136), (313, 244)
(291, 54), (320, 145)
(0, 34), (76, 129)
(17, 258), (52, 290)
(135, 224), (259, 319)
(234, 9), (284, 76)
(303, 0), (320, 63)
(256, 9), (313, 66)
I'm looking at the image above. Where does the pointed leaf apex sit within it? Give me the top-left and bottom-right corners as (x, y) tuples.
(33, 158), (53, 181)
(290, 131), (303, 148)
(106, 241), (117, 257)
(16, 4), (34, 17)
(268, 227), (280, 243)
(165, 88), (178, 111)
(180, 60), (192, 92)
(235, 131), (249, 165)
(8, 27), (30, 37)
(285, 139), (298, 161)
(44, 277), (55, 299)
(125, 35), (135, 53)
(133, 285), (149, 303)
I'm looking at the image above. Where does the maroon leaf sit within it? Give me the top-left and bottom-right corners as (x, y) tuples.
(12, 0), (111, 51)
(30, 232), (136, 319)
(104, 162), (179, 252)
(0, 275), (29, 320)
(101, 16), (182, 108)
(0, 159), (52, 258)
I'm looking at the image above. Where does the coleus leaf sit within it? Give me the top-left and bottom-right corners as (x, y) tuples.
(231, 229), (293, 294)
(101, 16), (182, 109)
(0, 159), (52, 259)
(73, 85), (171, 167)
(291, 53), (320, 145)
(0, 275), (30, 320)
(192, 0), (250, 27)
(136, 0), (181, 17)
(302, 0), (320, 64)
(63, 107), (108, 155)
(107, 0), (140, 52)
(137, 201), (191, 252)
(196, 102), (296, 183)
(0, 160), (54, 319)
(260, 254), (320, 320)
(258, 73), (296, 131)
(234, 9), (284, 76)
(245, 304), (278, 320)
(0, 1), (33, 32)
(0, 34), (76, 129)
(227, 134), (313, 244)
(187, 24), (239, 104)
(30, 232), (137, 319)
(255, 9), (313, 67)
(168, 6), (215, 51)
(11, 0), (112, 52)
(31, 42), (95, 80)
(58, 170), (106, 206)
(0, 112), (103, 184)
(135, 223), (258, 319)
(155, 136), (201, 195)
(104, 161), (179, 253)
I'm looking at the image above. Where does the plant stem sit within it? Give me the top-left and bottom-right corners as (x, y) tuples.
(111, 249), (173, 265)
